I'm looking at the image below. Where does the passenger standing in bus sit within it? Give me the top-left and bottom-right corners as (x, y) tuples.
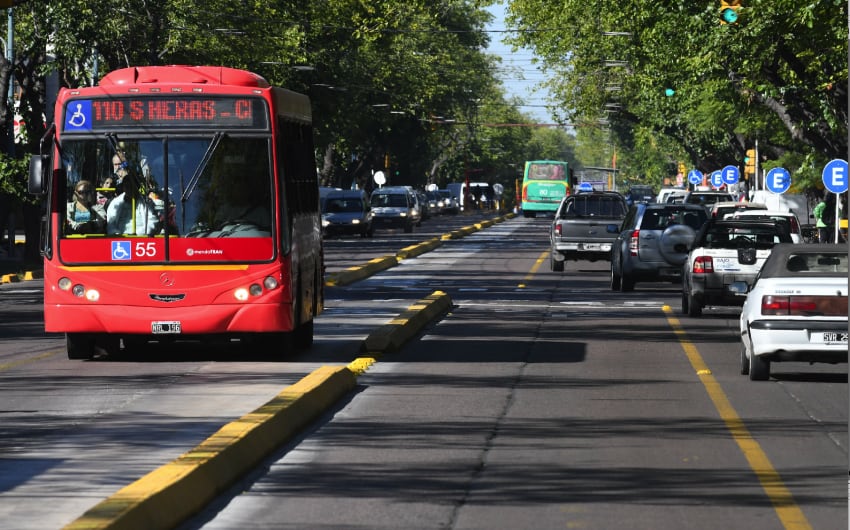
(66, 180), (106, 234)
(97, 176), (117, 208)
(106, 169), (161, 236)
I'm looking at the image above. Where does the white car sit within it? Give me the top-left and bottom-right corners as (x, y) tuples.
(682, 218), (793, 317)
(726, 210), (803, 244)
(732, 243), (848, 381)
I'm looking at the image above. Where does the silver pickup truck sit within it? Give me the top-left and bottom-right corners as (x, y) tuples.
(549, 191), (628, 272)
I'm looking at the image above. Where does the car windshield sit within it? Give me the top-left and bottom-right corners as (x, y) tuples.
(640, 208), (705, 230)
(701, 225), (789, 249)
(372, 193), (407, 207)
(562, 196), (626, 217)
(324, 198), (362, 213)
(785, 253), (848, 273)
(687, 193), (732, 206)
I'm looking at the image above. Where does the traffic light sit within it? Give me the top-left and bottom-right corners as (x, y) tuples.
(719, 0), (741, 24)
(744, 149), (756, 175)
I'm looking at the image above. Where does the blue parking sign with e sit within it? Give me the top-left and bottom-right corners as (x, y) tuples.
(765, 167), (791, 194)
(822, 159), (849, 193)
(721, 165), (739, 185)
(687, 169), (703, 185)
(710, 170), (724, 188)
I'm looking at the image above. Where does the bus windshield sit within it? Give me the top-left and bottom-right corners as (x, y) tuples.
(61, 136), (273, 240)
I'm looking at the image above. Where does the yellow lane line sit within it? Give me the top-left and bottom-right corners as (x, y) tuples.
(0, 350), (59, 371)
(663, 305), (812, 530)
(518, 250), (549, 288)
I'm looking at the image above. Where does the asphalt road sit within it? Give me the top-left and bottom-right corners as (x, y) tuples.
(0, 213), (846, 529)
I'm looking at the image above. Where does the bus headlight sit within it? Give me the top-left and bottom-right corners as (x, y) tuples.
(72, 284), (85, 297)
(263, 276), (279, 290)
(85, 289), (100, 302)
(58, 277), (73, 291)
(249, 284), (263, 297)
(234, 288), (250, 301)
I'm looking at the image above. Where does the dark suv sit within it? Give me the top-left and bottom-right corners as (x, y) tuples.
(609, 203), (708, 291)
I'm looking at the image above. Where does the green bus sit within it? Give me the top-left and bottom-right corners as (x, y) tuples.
(521, 160), (571, 217)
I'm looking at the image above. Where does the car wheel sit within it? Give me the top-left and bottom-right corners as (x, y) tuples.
(687, 293), (702, 317)
(551, 255), (564, 272)
(610, 265), (622, 291)
(67, 333), (96, 360)
(740, 343), (750, 375)
(749, 352), (770, 381)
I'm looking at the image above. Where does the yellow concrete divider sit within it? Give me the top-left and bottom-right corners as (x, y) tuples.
(397, 237), (441, 261)
(360, 290), (453, 353)
(324, 254), (398, 287)
(63, 365), (357, 530)
(1, 273), (20, 284)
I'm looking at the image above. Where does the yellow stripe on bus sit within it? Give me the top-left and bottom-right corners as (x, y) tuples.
(59, 265), (250, 272)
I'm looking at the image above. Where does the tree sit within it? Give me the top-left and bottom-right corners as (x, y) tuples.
(505, 0), (847, 190)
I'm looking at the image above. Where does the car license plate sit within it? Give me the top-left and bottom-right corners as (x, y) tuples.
(581, 243), (610, 251)
(811, 331), (848, 344)
(152, 321), (181, 334)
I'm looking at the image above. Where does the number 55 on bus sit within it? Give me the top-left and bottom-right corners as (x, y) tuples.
(28, 65), (324, 360)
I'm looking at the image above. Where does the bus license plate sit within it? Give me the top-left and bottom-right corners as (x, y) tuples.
(813, 331), (848, 344)
(152, 321), (182, 334)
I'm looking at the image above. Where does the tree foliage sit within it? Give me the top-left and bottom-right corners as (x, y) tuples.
(506, 0), (848, 191)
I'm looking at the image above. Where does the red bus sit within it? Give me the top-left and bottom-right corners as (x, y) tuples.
(28, 65), (323, 359)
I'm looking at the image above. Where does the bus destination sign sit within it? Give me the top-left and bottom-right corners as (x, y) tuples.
(63, 96), (268, 131)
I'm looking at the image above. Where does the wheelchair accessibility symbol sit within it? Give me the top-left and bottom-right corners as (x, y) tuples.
(111, 241), (131, 261)
(65, 100), (92, 131)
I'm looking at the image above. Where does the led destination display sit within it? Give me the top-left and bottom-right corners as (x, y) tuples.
(63, 96), (269, 131)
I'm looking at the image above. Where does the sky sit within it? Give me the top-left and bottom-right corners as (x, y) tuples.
(484, 2), (553, 124)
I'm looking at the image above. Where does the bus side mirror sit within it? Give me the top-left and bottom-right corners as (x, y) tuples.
(28, 155), (48, 195)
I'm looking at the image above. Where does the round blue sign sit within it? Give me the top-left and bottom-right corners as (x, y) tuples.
(822, 159), (849, 194)
(687, 169), (703, 185)
(765, 167), (791, 194)
(721, 165), (739, 185)
(710, 170), (724, 189)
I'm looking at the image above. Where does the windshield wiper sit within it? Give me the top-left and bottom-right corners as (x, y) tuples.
(180, 132), (224, 203)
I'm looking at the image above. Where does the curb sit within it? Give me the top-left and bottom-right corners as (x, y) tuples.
(325, 254), (398, 287)
(64, 365), (357, 530)
(397, 237), (441, 260)
(62, 290), (453, 530)
(360, 290), (453, 353)
(0, 268), (43, 284)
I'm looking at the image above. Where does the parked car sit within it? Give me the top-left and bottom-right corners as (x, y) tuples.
(683, 190), (735, 212)
(609, 202), (708, 291)
(681, 218), (793, 317)
(731, 244), (848, 380)
(370, 186), (419, 233)
(321, 190), (373, 238)
(709, 201), (766, 219)
(726, 210), (803, 244)
(550, 191), (628, 271)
